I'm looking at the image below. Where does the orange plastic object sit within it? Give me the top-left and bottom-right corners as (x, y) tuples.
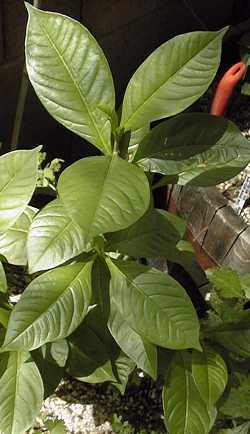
(210, 62), (247, 116)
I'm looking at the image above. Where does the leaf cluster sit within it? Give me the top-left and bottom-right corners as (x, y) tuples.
(0, 4), (250, 434)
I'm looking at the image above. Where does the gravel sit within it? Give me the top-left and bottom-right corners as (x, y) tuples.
(28, 376), (165, 434)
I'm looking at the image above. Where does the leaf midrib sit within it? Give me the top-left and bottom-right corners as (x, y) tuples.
(4, 263), (90, 349)
(122, 32), (221, 129)
(32, 12), (109, 153)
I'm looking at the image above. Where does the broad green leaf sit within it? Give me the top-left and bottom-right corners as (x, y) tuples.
(121, 29), (226, 131)
(108, 302), (157, 379)
(2, 261), (93, 351)
(0, 206), (37, 266)
(212, 312), (250, 357)
(106, 208), (189, 264)
(163, 351), (213, 434)
(220, 387), (250, 420)
(111, 351), (135, 395)
(134, 113), (250, 186)
(27, 199), (88, 273)
(25, 4), (115, 154)
(58, 156), (150, 242)
(192, 347), (228, 408)
(240, 273), (250, 298)
(32, 343), (66, 397)
(66, 322), (114, 380)
(0, 351), (43, 434)
(206, 267), (243, 299)
(0, 262), (7, 293)
(0, 147), (40, 232)
(107, 260), (200, 350)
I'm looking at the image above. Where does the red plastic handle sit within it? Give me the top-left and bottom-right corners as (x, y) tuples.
(210, 62), (247, 116)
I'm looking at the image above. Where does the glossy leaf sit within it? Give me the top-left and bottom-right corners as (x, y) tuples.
(163, 351), (213, 434)
(25, 4), (115, 154)
(0, 351), (43, 434)
(107, 260), (200, 350)
(0, 148), (40, 232)
(0, 206), (37, 266)
(0, 262), (7, 293)
(111, 351), (135, 395)
(2, 261), (93, 351)
(106, 208), (189, 264)
(192, 347), (228, 408)
(58, 156), (150, 242)
(121, 29), (226, 131)
(27, 199), (88, 273)
(108, 302), (157, 379)
(134, 113), (250, 186)
(212, 312), (250, 358)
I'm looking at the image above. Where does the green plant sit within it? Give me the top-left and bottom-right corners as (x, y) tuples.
(1, 4), (250, 434)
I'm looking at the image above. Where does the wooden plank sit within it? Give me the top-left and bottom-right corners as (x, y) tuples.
(222, 226), (250, 274)
(202, 205), (248, 265)
(177, 186), (227, 245)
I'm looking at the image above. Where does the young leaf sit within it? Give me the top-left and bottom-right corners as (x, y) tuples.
(0, 351), (44, 434)
(25, 4), (115, 154)
(0, 262), (7, 294)
(58, 156), (150, 242)
(121, 29), (226, 131)
(106, 208), (191, 265)
(192, 347), (228, 408)
(206, 267), (243, 299)
(2, 261), (93, 351)
(108, 303), (157, 379)
(0, 206), (37, 266)
(163, 351), (213, 434)
(107, 260), (200, 350)
(27, 199), (88, 273)
(0, 148), (40, 232)
(134, 113), (250, 186)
